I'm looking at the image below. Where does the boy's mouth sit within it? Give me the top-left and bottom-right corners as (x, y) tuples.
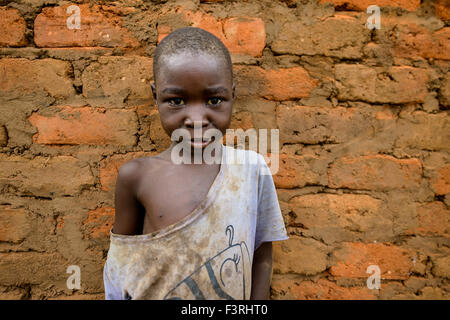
(190, 137), (212, 149)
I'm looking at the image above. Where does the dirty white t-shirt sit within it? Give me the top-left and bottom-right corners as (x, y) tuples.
(103, 145), (288, 300)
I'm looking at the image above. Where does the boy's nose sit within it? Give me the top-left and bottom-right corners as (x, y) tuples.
(184, 120), (210, 139)
(184, 109), (210, 129)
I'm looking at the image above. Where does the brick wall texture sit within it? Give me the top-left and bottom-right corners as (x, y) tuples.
(0, 0), (449, 300)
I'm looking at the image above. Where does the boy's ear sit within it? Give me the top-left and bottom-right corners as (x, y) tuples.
(151, 82), (157, 103)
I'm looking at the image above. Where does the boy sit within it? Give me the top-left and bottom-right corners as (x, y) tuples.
(103, 27), (288, 300)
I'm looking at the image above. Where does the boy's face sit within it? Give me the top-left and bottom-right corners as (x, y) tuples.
(151, 52), (235, 149)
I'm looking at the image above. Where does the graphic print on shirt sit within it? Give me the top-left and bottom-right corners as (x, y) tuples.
(164, 225), (251, 300)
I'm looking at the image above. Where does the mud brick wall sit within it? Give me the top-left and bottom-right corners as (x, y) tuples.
(0, 0), (448, 300)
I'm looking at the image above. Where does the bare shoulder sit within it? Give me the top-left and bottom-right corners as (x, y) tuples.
(113, 155), (163, 235)
(116, 155), (165, 188)
(116, 158), (142, 187)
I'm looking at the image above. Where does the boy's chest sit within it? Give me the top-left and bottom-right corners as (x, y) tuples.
(137, 163), (221, 234)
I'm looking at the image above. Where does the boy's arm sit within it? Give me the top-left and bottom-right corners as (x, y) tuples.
(113, 161), (145, 235)
(250, 241), (273, 300)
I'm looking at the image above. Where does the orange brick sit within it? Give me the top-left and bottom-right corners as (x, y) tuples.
(440, 74), (450, 107)
(48, 293), (105, 300)
(183, 10), (223, 39)
(158, 10), (265, 57)
(272, 15), (369, 59)
(289, 194), (391, 244)
(55, 216), (64, 231)
(271, 277), (377, 300)
(34, 4), (139, 48)
(277, 105), (375, 144)
(329, 242), (414, 280)
(223, 111), (255, 146)
(394, 111), (449, 151)
(0, 126), (7, 147)
(423, 27), (449, 60)
(433, 164), (450, 195)
(0, 155), (95, 197)
(435, 0), (450, 21)
(0, 58), (75, 99)
(229, 111), (254, 131)
(0, 206), (29, 243)
(0, 7), (27, 47)
(273, 237), (329, 275)
(222, 17), (266, 57)
(235, 66), (318, 101)
(0, 287), (27, 300)
(273, 153), (321, 189)
(0, 252), (68, 286)
(263, 67), (319, 101)
(431, 255), (450, 278)
(157, 25), (171, 43)
(328, 154), (422, 191)
(415, 202), (449, 237)
(335, 64), (429, 103)
(28, 106), (138, 146)
(81, 56), (153, 106)
(318, 0), (420, 11)
(82, 207), (115, 239)
(393, 24), (450, 60)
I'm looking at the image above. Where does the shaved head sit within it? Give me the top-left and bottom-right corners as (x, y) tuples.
(153, 27), (233, 85)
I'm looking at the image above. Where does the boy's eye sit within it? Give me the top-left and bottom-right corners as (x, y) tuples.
(168, 98), (185, 106)
(207, 97), (223, 106)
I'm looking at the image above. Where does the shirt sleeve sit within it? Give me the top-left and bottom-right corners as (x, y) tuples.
(254, 153), (289, 251)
